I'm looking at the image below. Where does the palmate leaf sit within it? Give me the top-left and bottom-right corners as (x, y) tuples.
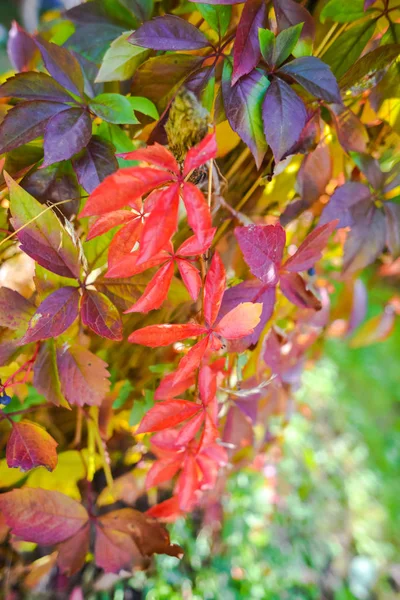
(7, 21), (37, 73)
(81, 289), (123, 340)
(73, 135), (118, 193)
(273, 0), (315, 43)
(196, 3), (231, 38)
(279, 56), (341, 103)
(0, 72), (75, 103)
(89, 93), (139, 124)
(95, 31), (149, 83)
(320, 0), (367, 23)
(0, 287), (35, 331)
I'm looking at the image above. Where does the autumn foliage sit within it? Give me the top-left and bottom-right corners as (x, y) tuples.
(0, 0), (399, 593)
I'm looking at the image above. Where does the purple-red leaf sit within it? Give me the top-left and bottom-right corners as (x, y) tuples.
(235, 224), (285, 285)
(0, 287), (35, 331)
(73, 136), (118, 194)
(273, 0), (315, 42)
(21, 287), (80, 344)
(319, 182), (371, 229)
(137, 400), (201, 433)
(280, 271), (322, 310)
(6, 421), (58, 472)
(0, 101), (69, 154)
(232, 0), (267, 84)
(43, 108), (92, 167)
(0, 488), (89, 545)
(343, 206), (386, 273)
(0, 72), (75, 103)
(279, 56), (341, 104)
(183, 133), (217, 176)
(7, 21), (37, 73)
(204, 252), (226, 327)
(283, 220), (338, 272)
(384, 202), (400, 258)
(35, 38), (84, 97)
(56, 345), (111, 407)
(128, 16), (211, 50)
(33, 341), (68, 408)
(263, 77), (307, 162)
(81, 290), (123, 340)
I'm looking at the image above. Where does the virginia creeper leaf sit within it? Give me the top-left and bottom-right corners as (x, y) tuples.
(232, 0), (267, 84)
(280, 271), (322, 309)
(33, 340), (69, 408)
(137, 400), (201, 433)
(73, 135), (118, 193)
(214, 302), (263, 338)
(6, 421), (58, 473)
(81, 290), (123, 340)
(279, 56), (341, 103)
(0, 287), (35, 330)
(235, 224), (286, 285)
(89, 93), (139, 124)
(196, 3), (231, 37)
(35, 38), (85, 97)
(43, 108), (92, 167)
(283, 220), (338, 272)
(0, 72), (75, 103)
(21, 287), (80, 343)
(128, 15), (211, 50)
(129, 323), (206, 346)
(7, 21), (37, 73)
(95, 32), (149, 82)
(273, 0), (315, 43)
(204, 252), (226, 327)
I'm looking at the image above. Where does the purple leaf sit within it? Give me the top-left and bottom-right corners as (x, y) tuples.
(73, 136), (118, 193)
(0, 101), (69, 154)
(353, 154), (385, 190)
(6, 173), (82, 279)
(280, 271), (322, 310)
(262, 77), (307, 162)
(384, 202), (400, 258)
(222, 61), (268, 168)
(7, 21), (37, 73)
(189, 0), (243, 3)
(0, 72), (75, 104)
(364, 0), (378, 8)
(56, 345), (111, 407)
(35, 38), (84, 97)
(33, 341), (68, 408)
(232, 0), (267, 84)
(21, 163), (80, 220)
(218, 281), (276, 351)
(328, 104), (368, 153)
(0, 340), (19, 367)
(43, 108), (92, 167)
(235, 224), (286, 284)
(343, 204), (386, 273)
(21, 287), (80, 344)
(0, 287), (35, 331)
(80, 290), (123, 340)
(319, 182), (371, 228)
(128, 16), (211, 50)
(279, 56), (341, 103)
(273, 0), (315, 42)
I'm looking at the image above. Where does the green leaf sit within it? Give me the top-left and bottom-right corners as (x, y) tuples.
(259, 28), (275, 66)
(83, 229), (114, 271)
(129, 389), (154, 427)
(196, 3), (231, 38)
(128, 96), (159, 120)
(340, 44), (400, 92)
(95, 31), (149, 83)
(93, 122), (135, 153)
(6, 173), (81, 279)
(89, 93), (139, 124)
(320, 0), (369, 23)
(275, 23), (303, 67)
(112, 380), (134, 409)
(321, 19), (377, 80)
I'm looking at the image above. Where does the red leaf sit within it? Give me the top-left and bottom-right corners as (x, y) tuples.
(57, 524), (90, 575)
(0, 488), (89, 545)
(136, 183), (180, 264)
(128, 323), (206, 347)
(81, 290), (123, 340)
(21, 286), (80, 343)
(172, 337), (210, 386)
(6, 421), (58, 472)
(235, 224), (285, 284)
(280, 271), (321, 309)
(86, 210), (135, 240)
(183, 133), (217, 176)
(146, 458), (182, 489)
(137, 399), (201, 433)
(125, 261), (174, 313)
(176, 455), (199, 511)
(215, 302), (263, 339)
(232, 0), (267, 84)
(107, 248), (167, 279)
(175, 411), (205, 446)
(182, 183), (212, 244)
(118, 143), (180, 175)
(199, 365), (217, 406)
(79, 168), (172, 217)
(176, 258), (201, 301)
(146, 496), (183, 522)
(283, 220), (338, 272)
(204, 252), (226, 327)
(57, 345), (111, 407)
(154, 371), (196, 400)
(107, 218), (144, 269)
(177, 228), (216, 256)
